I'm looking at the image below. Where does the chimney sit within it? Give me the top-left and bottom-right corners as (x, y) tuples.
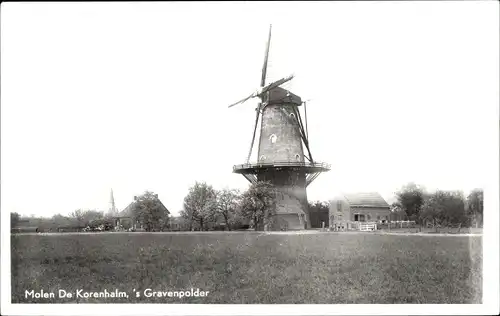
(134, 196), (137, 201)
(155, 194), (158, 199)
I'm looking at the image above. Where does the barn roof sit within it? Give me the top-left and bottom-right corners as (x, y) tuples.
(343, 192), (390, 208)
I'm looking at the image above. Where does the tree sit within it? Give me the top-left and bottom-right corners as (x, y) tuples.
(85, 214), (116, 231)
(239, 181), (277, 231)
(308, 201), (330, 228)
(443, 191), (467, 226)
(51, 213), (77, 228)
(131, 191), (169, 232)
(389, 202), (407, 221)
(69, 209), (104, 227)
(229, 207), (248, 230)
(181, 182), (217, 231)
(215, 188), (240, 231)
(467, 189), (483, 228)
(179, 208), (194, 231)
(11, 212), (20, 228)
(69, 209), (84, 223)
(395, 183), (426, 229)
(420, 192), (444, 231)
(421, 190), (467, 231)
(169, 215), (191, 231)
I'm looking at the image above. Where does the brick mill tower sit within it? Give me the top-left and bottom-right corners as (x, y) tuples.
(228, 25), (330, 230)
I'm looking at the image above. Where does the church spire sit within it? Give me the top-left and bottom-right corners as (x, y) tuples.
(109, 189), (117, 215)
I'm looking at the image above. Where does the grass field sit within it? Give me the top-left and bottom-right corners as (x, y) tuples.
(11, 232), (482, 304)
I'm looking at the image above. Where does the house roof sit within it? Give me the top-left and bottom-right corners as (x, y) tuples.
(116, 198), (170, 218)
(343, 192), (390, 208)
(117, 201), (136, 217)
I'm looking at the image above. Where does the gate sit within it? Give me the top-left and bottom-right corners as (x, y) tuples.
(359, 222), (377, 231)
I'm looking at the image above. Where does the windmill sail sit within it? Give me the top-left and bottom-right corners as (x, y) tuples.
(260, 25), (272, 88)
(262, 25), (295, 93)
(246, 109), (261, 163)
(247, 24), (272, 163)
(228, 92), (257, 108)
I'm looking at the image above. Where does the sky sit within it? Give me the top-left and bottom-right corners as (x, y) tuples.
(1, 2), (498, 217)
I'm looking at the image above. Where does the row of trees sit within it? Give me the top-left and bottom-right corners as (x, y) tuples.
(10, 191), (171, 232)
(11, 182), (484, 233)
(10, 183), (279, 232)
(69, 209), (108, 227)
(180, 181), (278, 231)
(10, 210), (112, 232)
(393, 183), (484, 230)
(10, 184), (330, 232)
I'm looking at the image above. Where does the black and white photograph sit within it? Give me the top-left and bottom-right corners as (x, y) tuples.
(1, 1), (499, 315)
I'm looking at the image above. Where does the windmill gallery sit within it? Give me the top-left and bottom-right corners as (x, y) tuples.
(228, 25), (331, 230)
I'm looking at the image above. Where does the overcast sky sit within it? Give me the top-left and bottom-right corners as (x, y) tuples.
(1, 2), (498, 217)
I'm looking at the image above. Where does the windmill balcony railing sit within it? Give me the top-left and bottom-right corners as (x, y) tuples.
(233, 161), (331, 171)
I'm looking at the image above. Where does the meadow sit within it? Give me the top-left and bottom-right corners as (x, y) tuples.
(11, 232), (482, 304)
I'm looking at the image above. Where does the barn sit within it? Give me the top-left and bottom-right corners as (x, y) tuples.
(329, 192), (391, 231)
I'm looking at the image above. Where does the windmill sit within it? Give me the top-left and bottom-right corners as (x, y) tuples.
(229, 25), (330, 230)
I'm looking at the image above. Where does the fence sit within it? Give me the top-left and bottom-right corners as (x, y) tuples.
(359, 222), (377, 231)
(378, 221), (417, 229)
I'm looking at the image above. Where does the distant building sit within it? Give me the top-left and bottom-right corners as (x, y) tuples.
(169, 216), (185, 231)
(114, 194), (170, 230)
(329, 192), (391, 231)
(11, 219), (42, 233)
(11, 219), (39, 233)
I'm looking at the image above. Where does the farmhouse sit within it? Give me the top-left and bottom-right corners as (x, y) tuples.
(114, 194), (170, 230)
(329, 192), (391, 231)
